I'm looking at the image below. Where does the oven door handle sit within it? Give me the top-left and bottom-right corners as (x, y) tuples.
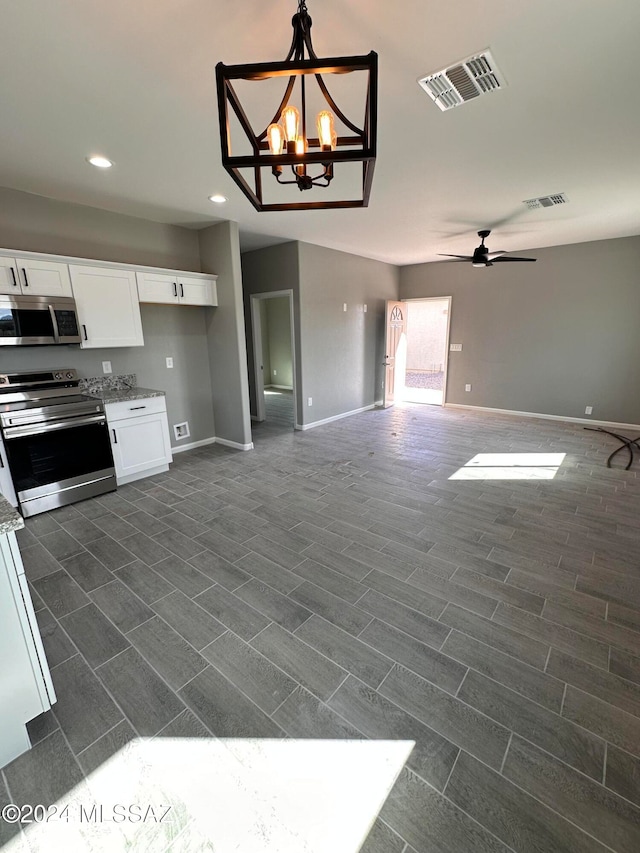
(2, 414), (107, 440)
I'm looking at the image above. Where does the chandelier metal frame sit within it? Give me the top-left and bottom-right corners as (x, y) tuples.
(215, 1), (378, 212)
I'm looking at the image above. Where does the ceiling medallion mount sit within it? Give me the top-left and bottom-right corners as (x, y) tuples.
(215, 0), (378, 212)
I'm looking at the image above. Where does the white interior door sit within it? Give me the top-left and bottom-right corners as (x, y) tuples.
(383, 301), (407, 408)
(251, 296), (266, 422)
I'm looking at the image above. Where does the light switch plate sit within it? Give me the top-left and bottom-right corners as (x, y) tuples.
(102, 361), (112, 374)
(450, 343), (463, 352)
(166, 357), (174, 368)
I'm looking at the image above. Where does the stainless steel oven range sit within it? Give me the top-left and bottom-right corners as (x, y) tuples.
(0, 368), (116, 517)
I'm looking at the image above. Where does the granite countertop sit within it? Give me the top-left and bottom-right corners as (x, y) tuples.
(0, 495), (24, 535)
(86, 387), (166, 405)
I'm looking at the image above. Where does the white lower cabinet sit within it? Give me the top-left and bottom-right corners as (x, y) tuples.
(106, 397), (173, 484)
(0, 529), (56, 768)
(0, 433), (17, 507)
(69, 264), (144, 348)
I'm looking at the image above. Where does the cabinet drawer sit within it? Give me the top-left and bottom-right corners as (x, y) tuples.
(106, 396), (167, 422)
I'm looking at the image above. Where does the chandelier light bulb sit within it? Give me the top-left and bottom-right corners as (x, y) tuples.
(282, 106), (300, 149)
(267, 123), (285, 155)
(295, 136), (307, 175)
(317, 111), (335, 151)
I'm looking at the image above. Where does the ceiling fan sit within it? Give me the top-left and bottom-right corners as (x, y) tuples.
(439, 230), (537, 268)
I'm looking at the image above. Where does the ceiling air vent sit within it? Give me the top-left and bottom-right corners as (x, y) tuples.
(523, 193), (568, 210)
(418, 50), (506, 111)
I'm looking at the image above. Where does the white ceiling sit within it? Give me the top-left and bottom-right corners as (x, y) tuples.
(1, 0), (639, 265)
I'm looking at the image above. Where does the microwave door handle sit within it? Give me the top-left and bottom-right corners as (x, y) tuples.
(49, 305), (61, 343)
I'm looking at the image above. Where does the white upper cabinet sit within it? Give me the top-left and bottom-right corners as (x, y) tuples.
(0, 257), (72, 297)
(137, 271), (217, 306)
(69, 265), (144, 348)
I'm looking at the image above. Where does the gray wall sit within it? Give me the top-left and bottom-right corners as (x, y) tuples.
(1, 306), (216, 446)
(199, 220), (253, 448)
(0, 186), (200, 270)
(400, 235), (640, 424)
(266, 297), (293, 387)
(0, 186), (255, 449)
(298, 242), (399, 424)
(242, 242), (302, 421)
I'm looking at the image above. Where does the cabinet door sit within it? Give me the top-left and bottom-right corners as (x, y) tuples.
(0, 434), (18, 507)
(15, 258), (73, 297)
(177, 276), (217, 306)
(69, 265), (144, 348)
(0, 258), (20, 295)
(110, 412), (172, 480)
(0, 534), (50, 767)
(137, 271), (179, 304)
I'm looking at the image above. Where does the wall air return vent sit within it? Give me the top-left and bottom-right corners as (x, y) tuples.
(418, 50), (506, 111)
(523, 193), (568, 210)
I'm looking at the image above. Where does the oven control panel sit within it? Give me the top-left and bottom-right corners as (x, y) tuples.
(0, 369), (78, 388)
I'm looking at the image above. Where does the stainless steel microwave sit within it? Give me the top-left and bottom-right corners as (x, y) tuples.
(0, 295), (81, 345)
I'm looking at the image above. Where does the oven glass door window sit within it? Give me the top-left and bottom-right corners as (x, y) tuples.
(0, 307), (56, 340)
(4, 421), (114, 493)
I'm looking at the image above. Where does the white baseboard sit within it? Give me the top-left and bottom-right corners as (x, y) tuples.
(171, 436), (217, 454)
(296, 403), (377, 431)
(172, 436), (253, 453)
(117, 462), (169, 484)
(445, 403), (640, 431)
(215, 437), (254, 451)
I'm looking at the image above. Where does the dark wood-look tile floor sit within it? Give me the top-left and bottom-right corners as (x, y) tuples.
(3, 401), (640, 852)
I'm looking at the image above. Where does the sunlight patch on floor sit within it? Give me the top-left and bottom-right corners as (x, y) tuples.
(450, 452), (567, 480)
(11, 738), (413, 852)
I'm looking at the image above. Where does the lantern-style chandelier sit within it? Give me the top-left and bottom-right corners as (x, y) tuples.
(215, 0), (378, 212)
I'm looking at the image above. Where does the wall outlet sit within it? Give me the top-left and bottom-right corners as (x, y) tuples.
(343, 303), (347, 312)
(166, 357), (174, 369)
(102, 361), (112, 374)
(450, 343), (463, 352)
(273, 369), (277, 376)
(364, 304), (368, 313)
(585, 406), (593, 415)
(307, 397), (313, 406)
(173, 421), (190, 440)
(465, 384), (472, 392)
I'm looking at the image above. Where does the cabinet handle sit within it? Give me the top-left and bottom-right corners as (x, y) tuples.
(112, 429), (118, 444)
(0, 452), (4, 468)
(82, 324), (88, 341)
(173, 282), (177, 298)
(129, 405), (146, 410)
(21, 268), (29, 287)
(180, 283), (184, 298)
(9, 267), (18, 287)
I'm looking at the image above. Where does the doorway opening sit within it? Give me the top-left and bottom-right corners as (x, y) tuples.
(402, 297), (451, 405)
(250, 291), (297, 432)
(383, 297), (451, 408)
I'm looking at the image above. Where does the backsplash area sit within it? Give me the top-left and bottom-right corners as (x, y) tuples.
(78, 374), (137, 394)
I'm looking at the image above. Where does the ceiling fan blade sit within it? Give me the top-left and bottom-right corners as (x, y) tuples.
(486, 251), (507, 260)
(438, 254), (474, 260)
(492, 256), (537, 263)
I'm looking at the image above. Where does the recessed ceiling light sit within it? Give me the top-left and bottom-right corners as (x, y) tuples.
(208, 194), (227, 204)
(87, 155), (114, 169)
